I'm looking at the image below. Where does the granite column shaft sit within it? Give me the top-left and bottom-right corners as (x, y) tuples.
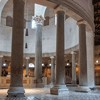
(8, 0), (25, 97)
(72, 52), (76, 84)
(79, 23), (88, 86)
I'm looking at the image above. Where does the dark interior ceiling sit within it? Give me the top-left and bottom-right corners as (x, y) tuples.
(93, 0), (100, 45)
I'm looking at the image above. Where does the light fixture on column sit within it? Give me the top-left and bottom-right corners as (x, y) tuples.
(25, 28), (28, 36)
(25, 43), (28, 49)
(25, 0), (29, 36)
(29, 63), (35, 68)
(96, 60), (99, 64)
(42, 63), (44, 67)
(49, 63), (51, 66)
(66, 60), (70, 66)
(2, 60), (7, 67)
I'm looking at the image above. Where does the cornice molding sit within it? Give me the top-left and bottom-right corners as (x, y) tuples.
(0, 45), (79, 57)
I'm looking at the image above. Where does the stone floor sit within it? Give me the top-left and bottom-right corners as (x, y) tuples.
(0, 88), (100, 100)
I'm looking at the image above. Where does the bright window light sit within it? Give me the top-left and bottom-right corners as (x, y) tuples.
(96, 60), (99, 64)
(32, 3), (46, 28)
(67, 63), (70, 66)
(29, 63), (35, 68)
(55, 14), (57, 25)
(32, 20), (36, 29)
(3, 63), (7, 67)
(34, 4), (46, 17)
(49, 64), (51, 66)
(42, 63), (44, 66)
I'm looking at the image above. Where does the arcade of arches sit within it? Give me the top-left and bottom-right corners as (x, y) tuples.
(0, 0), (100, 98)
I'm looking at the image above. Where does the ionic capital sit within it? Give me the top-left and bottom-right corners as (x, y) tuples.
(32, 15), (44, 25)
(50, 56), (55, 59)
(77, 20), (87, 25)
(71, 51), (76, 55)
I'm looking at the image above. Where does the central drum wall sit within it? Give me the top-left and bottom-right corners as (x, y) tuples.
(0, 17), (79, 55)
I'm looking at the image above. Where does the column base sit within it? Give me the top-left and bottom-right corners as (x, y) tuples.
(35, 79), (44, 88)
(89, 86), (100, 92)
(7, 87), (25, 97)
(44, 83), (54, 88)
(66, 84), (78, 91)
(50, 85), (68, 95)
(71, 80), (76, 84)
(35, 83), (44, 88)
(75, 86), (91, 92)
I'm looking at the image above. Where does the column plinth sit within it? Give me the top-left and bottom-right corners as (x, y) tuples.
(7, 0), (25, 97)
(7, 87), (25, 97)
(50, 85), (68, 95)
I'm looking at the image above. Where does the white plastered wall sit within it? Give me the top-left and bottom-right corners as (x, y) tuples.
(0, 17), (79, 54)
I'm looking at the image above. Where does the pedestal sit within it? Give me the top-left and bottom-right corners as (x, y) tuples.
(35, 78), (44, 88)
(50, 85), (68, 95)
(7, 87), (25, 97)
(75, 86), (91, 92)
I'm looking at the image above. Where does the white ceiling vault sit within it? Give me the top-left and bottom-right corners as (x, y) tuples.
(0, 0), (94, 31)
(0, 0), (95, 57)
(46, 0), (94, 31)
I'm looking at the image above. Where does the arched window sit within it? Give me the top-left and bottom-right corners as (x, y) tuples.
(6, 16), (13, 27)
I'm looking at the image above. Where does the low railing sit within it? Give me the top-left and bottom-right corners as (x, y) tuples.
(0, 76), (47, 88)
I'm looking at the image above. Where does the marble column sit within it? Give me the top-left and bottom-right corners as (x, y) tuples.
(50, 10), (68, 95)
(86, 31), (95, 87)
(0, 56), (3, 76)
(76, 21), (92, 92)
(71, 51), (76, 84)
(79, 22), (88, 86)
(33, 16), (44, 87)
(50, 56), (55, 85)
(25, 57), (29, 77)
(7, 0), (25, 97)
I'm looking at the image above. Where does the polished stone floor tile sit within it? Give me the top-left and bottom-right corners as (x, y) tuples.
(0, 88), (100, 100)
